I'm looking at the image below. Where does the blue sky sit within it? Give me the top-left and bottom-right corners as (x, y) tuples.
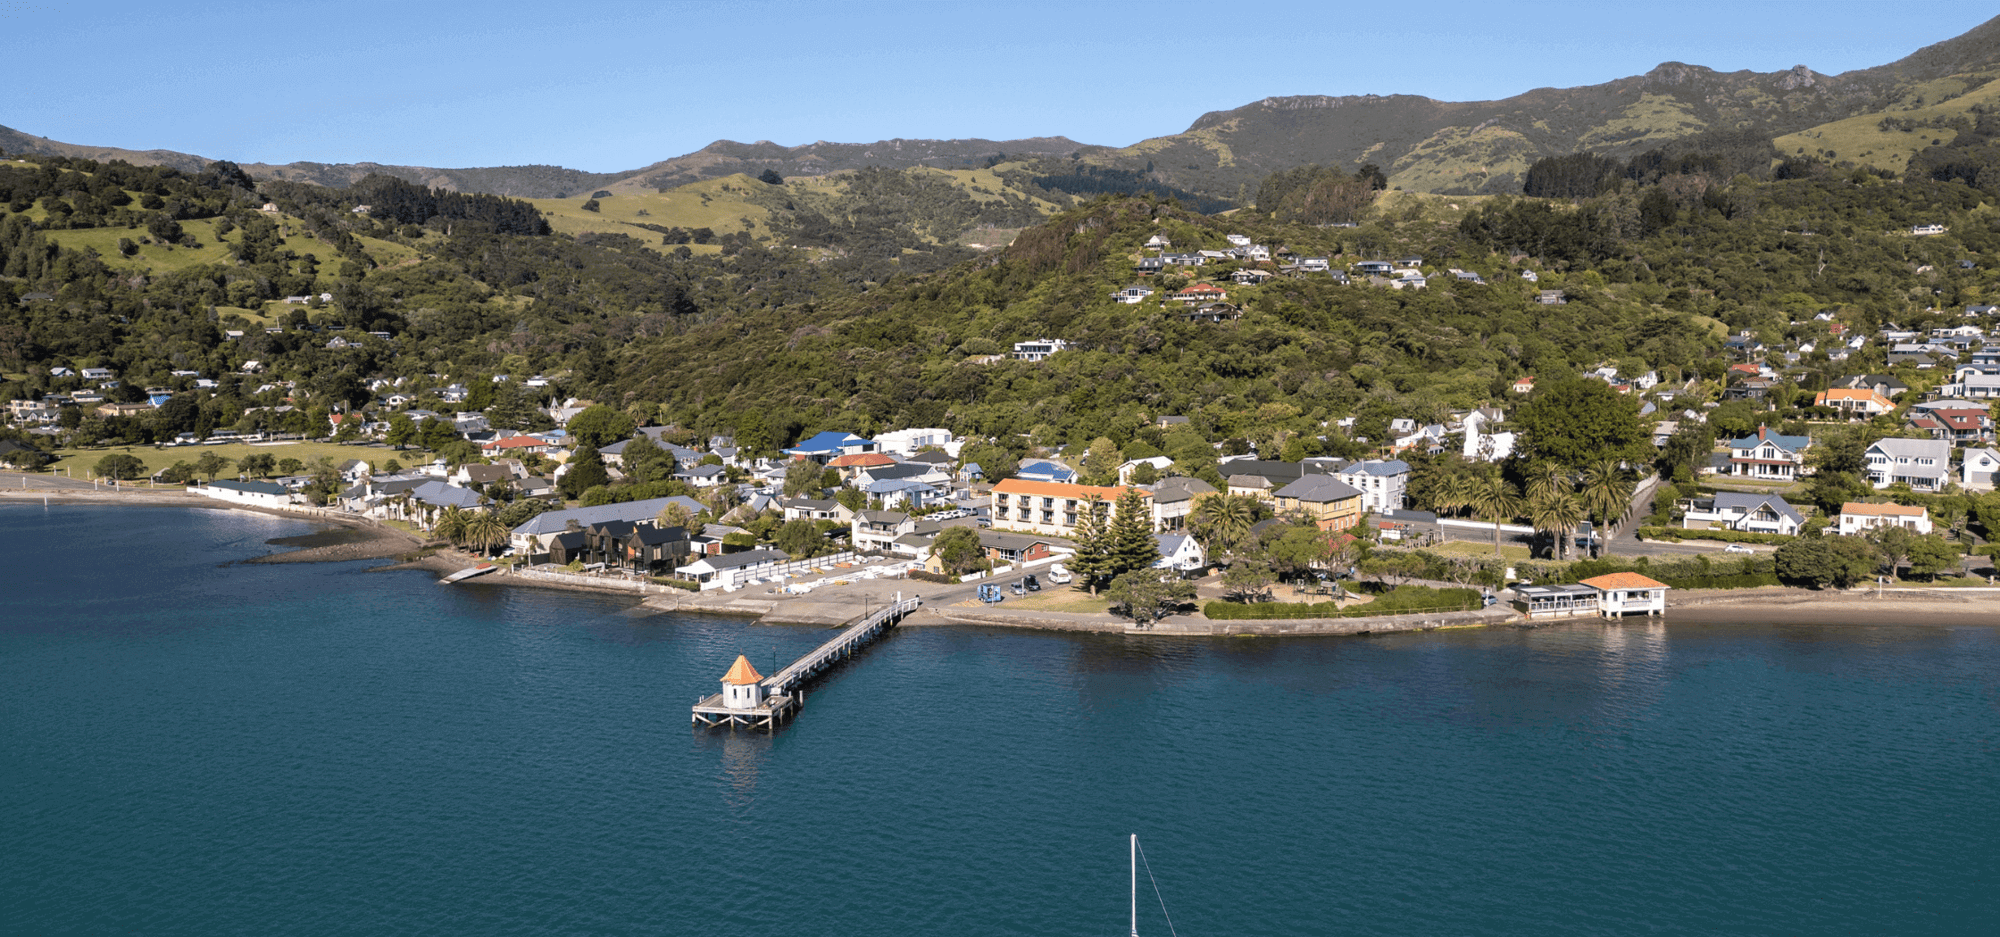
(1, 1), (1992, 172)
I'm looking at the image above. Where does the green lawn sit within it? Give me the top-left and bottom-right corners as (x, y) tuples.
(1001, 588), (1117, 613)
(46, 441), (426, 478)
(1428, 539), (1533, 560)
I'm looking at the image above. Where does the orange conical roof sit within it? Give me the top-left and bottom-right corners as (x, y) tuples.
(720, 654), (764, 685)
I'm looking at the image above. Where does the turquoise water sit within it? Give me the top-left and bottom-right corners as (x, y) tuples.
(4, 504), (1998, 936)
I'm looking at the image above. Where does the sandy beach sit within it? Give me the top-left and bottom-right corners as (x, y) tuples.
(1666, 586), (2000, 627)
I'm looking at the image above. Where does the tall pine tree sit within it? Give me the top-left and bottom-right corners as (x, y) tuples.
(1068, 495), (1113, 594)
(1105, 489), (1161, 578)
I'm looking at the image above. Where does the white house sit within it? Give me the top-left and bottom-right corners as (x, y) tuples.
(1116, 456), (1175, 485)
(1962, 447), (2000, 489)
(1332, 459), (1410, 514)
(191, 479), (295, 509)
(1727, 426), (1812, 481)
(1679, 492), (1805, 535)
(1152, 533), (1207, 576)
(1012, 339), (1070, 362)
(873, 427), (956, 456)
(1837, 502), (1933, 536)
(1579, 572), (1668, 619)
(1864, 437), (1951, 491)
(675, 548), (789, 591)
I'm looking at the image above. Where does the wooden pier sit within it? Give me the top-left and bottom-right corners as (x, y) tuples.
(692, 594), (921, 731)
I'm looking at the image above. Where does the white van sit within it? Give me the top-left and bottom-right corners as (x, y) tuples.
(1047, 563), (1072, 584)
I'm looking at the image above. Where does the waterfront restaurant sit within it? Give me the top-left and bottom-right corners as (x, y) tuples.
(1514, 583), (1600, 620)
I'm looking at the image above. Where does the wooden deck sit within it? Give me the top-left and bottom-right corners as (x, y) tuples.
(692, 594), (921, 731)
(691, 692), (798, 730)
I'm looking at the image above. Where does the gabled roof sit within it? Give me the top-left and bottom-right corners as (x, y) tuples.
(1727, 426), (1810, 452)
(1150, 476), (1218, 503)
(786, 431), (872, 454)
(512, 496), (705, 536)
(721, 655), (764, 685)
(688, 548), (788, 571)
(1709, 491), (1805, 526)
(1272, 475), (1363, 503)
(1865, 437), (1951, 459)
(1339, 459), (1410, 477)
(409, 480), (484, 509)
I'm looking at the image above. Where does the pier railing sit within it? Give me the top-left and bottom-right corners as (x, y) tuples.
(762, 595), (921, 695)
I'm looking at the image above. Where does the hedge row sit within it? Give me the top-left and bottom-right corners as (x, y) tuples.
(1637, 526), (1793, 545)
(906, 569), (960, 584)
(1205, 586), (1482, 620)
(647, 577), (700, 591)
(1654, 572), (1781, 590)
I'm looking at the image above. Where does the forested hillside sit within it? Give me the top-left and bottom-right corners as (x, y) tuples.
(7, 125), (1999, 477)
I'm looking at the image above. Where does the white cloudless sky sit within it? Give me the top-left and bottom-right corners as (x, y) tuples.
(1, 0), (1992, 171)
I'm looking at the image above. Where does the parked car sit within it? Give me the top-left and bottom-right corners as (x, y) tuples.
(1023, 575), (1040, 592)
(1047, 564), (1072, 584)
(1010, 579), (1026, 595)
(1724, 544), (1754, 554)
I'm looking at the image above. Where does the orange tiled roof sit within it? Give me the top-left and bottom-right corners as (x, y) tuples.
(484, 435), (545, 449)
(992, 478), (1150, 500)
(1578, 572), (1669, 591)
(721, 654), (763, 685)
(1815, 388), (1890, 405)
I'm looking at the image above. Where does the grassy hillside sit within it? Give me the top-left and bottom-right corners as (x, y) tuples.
(530, 166), (1066, 256)
(39, 214), (423, 281)
(1774, 68), (2000, 172)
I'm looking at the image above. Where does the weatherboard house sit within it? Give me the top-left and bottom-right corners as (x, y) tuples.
(1579, 572), (1669, 619)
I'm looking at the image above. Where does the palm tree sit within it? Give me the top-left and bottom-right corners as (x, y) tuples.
(1432, 471), (1474, 519)
(1465, 476), (1524, 557)
(463, 511), (508, 556)
(1525, 461), (1571, 505)
(1578, 456), (1634, 557)
(433, 505), (470, 545)
(1530, 488), (1585, 561)
(1191, 494), (1257, 558)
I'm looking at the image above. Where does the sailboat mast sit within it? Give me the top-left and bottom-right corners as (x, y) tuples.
(1130, 834), (1138, 937)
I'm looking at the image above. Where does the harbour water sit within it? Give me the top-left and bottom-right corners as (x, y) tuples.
(4, 504), (1997, 935)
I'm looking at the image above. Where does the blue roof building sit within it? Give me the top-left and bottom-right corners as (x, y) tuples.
(783, 431), (876, 462)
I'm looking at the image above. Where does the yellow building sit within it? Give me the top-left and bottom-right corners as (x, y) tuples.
(1272, 475), (1365, 531)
